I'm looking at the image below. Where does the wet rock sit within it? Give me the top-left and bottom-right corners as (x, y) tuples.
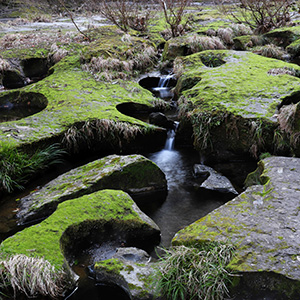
(17, 154), (167, 225)
(193, 164), (238, 195)
(93, 247), (158, 300)
(149, 112), (174, 129)
(175, 50), (300, 160)
(0, 190), (160, 289)
(173, 156), (300, 299)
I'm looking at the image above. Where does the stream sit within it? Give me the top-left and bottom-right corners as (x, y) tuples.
(0, 71), (255, 299)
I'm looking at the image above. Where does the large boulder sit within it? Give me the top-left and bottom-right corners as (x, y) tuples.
(17, 154), (167, 225)
(173, 156), (300, 299)
(175, 50), (300, 161)
(0, 189), (160, 284)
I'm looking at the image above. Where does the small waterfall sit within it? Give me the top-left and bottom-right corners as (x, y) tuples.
(164, 121), (179, 151)
(158, 74), (174, 88)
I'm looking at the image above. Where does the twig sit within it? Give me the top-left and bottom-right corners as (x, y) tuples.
(57, 0), (91, 42)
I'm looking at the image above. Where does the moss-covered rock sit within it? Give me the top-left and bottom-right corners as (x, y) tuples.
(93, 247), (157, 300)
(175, 50), (300, 160)
(233, 35), (253, 50)
(286, 38), (300, 57)
(0, 189), (160, 276)
(17, 154), (167, 224)
(172, 156), (300, 299)
(0, 27), (166, 166)
(263, 25), (300, 48)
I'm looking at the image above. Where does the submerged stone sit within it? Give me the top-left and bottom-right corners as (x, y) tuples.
(193, 164), (238, 195)
(17, 154), (167, 225)
(173, 156), (300, 299)
(0, 189), (160, 282)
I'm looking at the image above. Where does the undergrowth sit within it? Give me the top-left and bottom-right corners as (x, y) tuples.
(154, 242), (235, 300)
(0, 143), (65, 193)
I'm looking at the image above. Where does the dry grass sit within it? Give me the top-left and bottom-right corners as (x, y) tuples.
(188, 35), (225, 53)
(83, 43), (157, 81)
(252, 44), (286, 59)
(0, 255), (72, 299)
(268, 67), (298, 76)
(151, 98), (172, 111)
(0, 31), (83, 52)
(217, 28), (234, 45)
(0, 58), (10, 72)
(62, 119), (145, 153)
(48, 43), (69, 64)
(278, 104), (300, 147)
(173, 57), (185, 78)
(230, 23), (253, 36)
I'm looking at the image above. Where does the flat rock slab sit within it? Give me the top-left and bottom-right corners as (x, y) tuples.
(173, 156), (300, 297)
(17, 154), (167, 225)
(193, 164), (238, 194)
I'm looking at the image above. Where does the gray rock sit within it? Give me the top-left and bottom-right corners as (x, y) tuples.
(174, 157), (300, 298)
(193, 164), (238, 194)
(17, 154), (167, 225)
(93, 247), (158, 300)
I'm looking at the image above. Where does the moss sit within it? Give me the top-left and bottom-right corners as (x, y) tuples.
(94, 258), (124, 275)
(0, 189), (146, 270)
(175, 50), (300, 156)
(233, 35), (253, 50)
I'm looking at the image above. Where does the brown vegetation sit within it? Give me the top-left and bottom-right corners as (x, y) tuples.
(217, 0), (297, 33)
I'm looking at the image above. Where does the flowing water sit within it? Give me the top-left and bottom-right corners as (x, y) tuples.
(144, 134), (234, 249)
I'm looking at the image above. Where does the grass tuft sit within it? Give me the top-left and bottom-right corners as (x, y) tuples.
(62, 119), (147, 153)
(83, 42), (157, 81)
(188, 35), (225, 53)
(0, 143), (65, 193)
(253, 44), (286, 60)
(154, 242), (235, 300)
(0, 254), (73, 299)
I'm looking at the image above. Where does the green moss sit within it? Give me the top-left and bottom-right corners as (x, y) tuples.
(94, 258), (124, 275)
(175, 50), (300, 155)
(0, 189), (144, 270)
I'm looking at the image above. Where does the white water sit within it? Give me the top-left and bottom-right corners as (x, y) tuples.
(158, 74), (174, 88)
(164, 121), (179, 151)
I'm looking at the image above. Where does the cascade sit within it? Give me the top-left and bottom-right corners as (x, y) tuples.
(158, 74), (174, 88)
(164, 121), (179, 151)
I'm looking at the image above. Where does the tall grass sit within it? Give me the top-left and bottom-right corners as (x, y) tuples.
(0, 143), (65, 193)
(0, 255), (72, 299)
(154, 243), (235, 300)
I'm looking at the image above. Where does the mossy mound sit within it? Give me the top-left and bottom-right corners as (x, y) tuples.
(175, 50), (300, 160)
(264, 25), (300, 48)
(172, 156), (300, 299)
(0, 27), (165, 156)
(17, 154), (167, 224)
(0, 189), (160, 274)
